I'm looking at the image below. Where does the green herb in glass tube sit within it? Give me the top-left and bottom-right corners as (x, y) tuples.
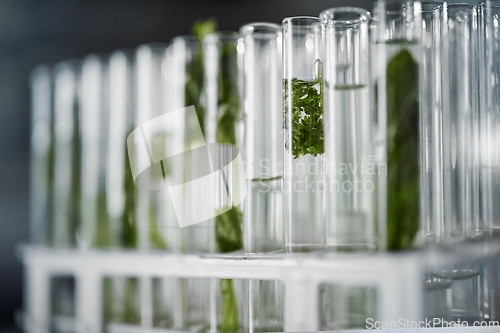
(283, 62), (324, 158)
(186, 20), (217, 136)
(210, 33), (244, 333)
(385, 46), (420, 250)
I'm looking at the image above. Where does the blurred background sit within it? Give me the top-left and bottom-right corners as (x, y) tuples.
(0, 0), (377, 331)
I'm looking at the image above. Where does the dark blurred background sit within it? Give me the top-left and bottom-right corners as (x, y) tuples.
(0, 0), (378, 331)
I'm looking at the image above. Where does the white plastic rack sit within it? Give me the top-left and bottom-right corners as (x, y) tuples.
(20, 239), (500, 333)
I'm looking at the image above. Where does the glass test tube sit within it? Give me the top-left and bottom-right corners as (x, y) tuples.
(133, 43), (171, 251)
(240, 22), (285, 333)
(373, 0), (422, 250)
(282, 16), (325, 252)
(107, 50), (137, 250)
(320, 9), (378, 330)
(155, 37), (211, 331)
(482, 0), (500, 319)
(420, 2), (444, 245)
(30, 65), (54, 246)
(441, 3), (481, 242)
(321, 7), (375, 251)
(203, 32), (248, 332)
(203, 32), (245, 255)
(483, 0), (500, 232)
(433, 4), (483, 323)
(52, 60), (81, 247)
(420, 2), (450, 304)
(240, 23), (284, 254)
(133, 43), (182, 330)
(102, 50), (141, 328)
(79, 54), (110, 249)
(168, 35), (214, 254)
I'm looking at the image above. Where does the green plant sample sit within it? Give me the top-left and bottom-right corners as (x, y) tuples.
(283, 62), (324, 159)
(120, 138), (139, 249)
(92, 190), (111, 248)
(220, 279), (240, 333)
(121, 277), (141, 324)
(185, 20), (217, 136)
(215, 206), (243, 253)
(45, 111), (55, 246)
(215, 38), (241, 145)
(117, 131), (169, 323)
(149, 203), (167, 250)
(215, 206), (243, 332)
(385, 48), (420, 250)
(64, 99), (81, 246)
(102, 277), (114, 324)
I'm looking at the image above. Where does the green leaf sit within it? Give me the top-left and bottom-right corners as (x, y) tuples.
(70, 99), (81, 245)
(283, 62), (324, 159)
(121, 135), (138, 249)
(219, 279), (240, 333)
(92, 190), (111, 248)
(386, 48), (420, 250)
(215, 206), (243, 253)
(121, 277), (141, 324)
(192, 20), (217, 43)
(102, 278), (114, 323)
(215, 38), (241, 145)
(185, 20), (216, 137)
(149, 203), (168, 250)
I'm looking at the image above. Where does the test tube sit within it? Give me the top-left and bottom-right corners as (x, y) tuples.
(168, 35), (214, 254)
(101, 50), (142, 328)
(482, 0), (500, 233)
(107, 50), (136, 249)
(240, 22), (285, 332)
(481, 1), (500, 318)
(321, 7), (374, 251)
(158, 36), (211, 330)
(420, 2), (444, 245)
(433, 3), (483, 322)
(52, 60), (81, 247)
(79, 54), (110, 249)
(133, 43), (171, 251)
(240, 23), (283, 253)
(203, 31), (248, 332)
(441, 3), (481, 242)
(30, 65), (54, 246)
(282, 16), (325, 252)
(373, 0), (422, 250)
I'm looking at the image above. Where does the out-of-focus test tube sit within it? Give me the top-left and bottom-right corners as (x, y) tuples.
(79, 54), (110, 249)
(133, 43), (171, 251)
(30, 65), (53, 246)
(203, 31), (248, 332)
(52, 61), (81, 247)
